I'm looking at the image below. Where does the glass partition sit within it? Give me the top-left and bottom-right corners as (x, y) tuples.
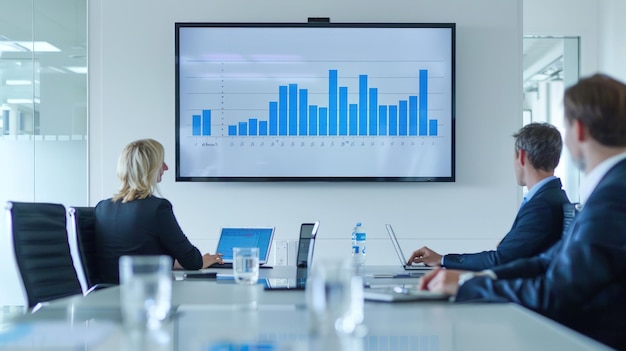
(0, 0), (87, 306)
(523, 36), (580, 202)
(0, 0), (87, 204)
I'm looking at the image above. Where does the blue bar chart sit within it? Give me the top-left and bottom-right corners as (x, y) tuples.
(177, 24), (453, 180)
(192, 69), (438, 138)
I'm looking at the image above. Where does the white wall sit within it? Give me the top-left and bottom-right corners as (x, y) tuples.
(598, 0), (626, 82)
(88, 0), (523, 265)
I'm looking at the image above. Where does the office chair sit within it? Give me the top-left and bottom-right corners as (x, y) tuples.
(562, 202), (582, 237)
(6, 201), (83, 310)
(68, 206), (114, 294)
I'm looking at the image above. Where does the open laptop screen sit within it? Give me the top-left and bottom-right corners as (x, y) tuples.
(296, 222), (319, 267)
(216, 227), (275, 264)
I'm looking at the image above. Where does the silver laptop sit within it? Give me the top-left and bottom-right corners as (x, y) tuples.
(385, 224), (433, 271)
(364, 285), (449, 302)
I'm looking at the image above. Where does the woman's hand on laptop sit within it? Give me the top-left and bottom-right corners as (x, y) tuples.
(202, 253), (224, 268)
(408, 246), (443, 267)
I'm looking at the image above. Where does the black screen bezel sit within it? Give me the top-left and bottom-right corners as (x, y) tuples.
(175, 22), (456, 182)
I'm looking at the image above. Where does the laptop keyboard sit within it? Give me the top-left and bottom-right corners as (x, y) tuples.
(211, 263), (233, 269)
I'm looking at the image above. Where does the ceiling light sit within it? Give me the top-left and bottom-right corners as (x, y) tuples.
(13, 41), (61, 52)
(7, 98), (40, 104)
(530, 73), (550, 81)
(65, 66), (87, 74)
(5, 80), (32, 86)
(47, 66), (68, 73)
(0, 42), (25, 52)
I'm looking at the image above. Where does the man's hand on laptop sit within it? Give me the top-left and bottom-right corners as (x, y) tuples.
(408, 246), (442, 267)
(202, 253), (224, 268)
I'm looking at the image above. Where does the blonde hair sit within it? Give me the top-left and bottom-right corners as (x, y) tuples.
(112, 139), (165, 203)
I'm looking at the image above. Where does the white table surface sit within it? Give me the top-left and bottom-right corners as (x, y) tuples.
(0, 266), (612, 351)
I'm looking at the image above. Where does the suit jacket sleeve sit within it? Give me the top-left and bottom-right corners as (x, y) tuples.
(490, 240), (562, 279)
(156, 199), (203, 270)
(443, 192), (563, 271)
(456, 189), (626, 320)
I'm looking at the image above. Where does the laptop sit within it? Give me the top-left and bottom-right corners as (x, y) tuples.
(211, 227), (275, 269)
(296, 221), (320, 268)
(364, 285), (449, 302)
(385, 224), (433, 271)
(263, 268), (308, 291)
(265, 221), (319, 291)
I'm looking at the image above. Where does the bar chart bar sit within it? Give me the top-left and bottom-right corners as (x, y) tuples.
(238, 122), (247, 136)
(279, 86), (287, 136)
(409, 96), (418, 136)
(429, 120), (438, 136)
(249, 118), (258, 136)
(329, 70), (338, 136)
(202, 110), (211, 136)
(319, 107), (328, 136)
(369, 88), (378, 136)
(259, 121), (268, 136)
(379, 105), (388, 136)
(339, 86), (348, 135)
(299, 89), (308, 136)
(349, 104), (358, 136)
(192, 115), (201, 136)
(309, 105), (318, 136)
(195, 69), (437, 138)
(419, 70), (428, 136)
(389, 105), (398, 136)
(359, 75), (368, 136)
(269, 101), (278, 136)
(289, 84), (298, 136)
(399, 100), (408, 136)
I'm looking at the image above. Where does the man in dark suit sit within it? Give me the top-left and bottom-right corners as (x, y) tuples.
(419, 74), (626, 350)
(407, 123), (570, 271)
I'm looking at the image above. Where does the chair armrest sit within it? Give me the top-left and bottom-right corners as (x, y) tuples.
(85, 283), (117, 295)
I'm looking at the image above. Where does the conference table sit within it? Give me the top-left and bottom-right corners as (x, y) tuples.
(0, 266), (612, 350)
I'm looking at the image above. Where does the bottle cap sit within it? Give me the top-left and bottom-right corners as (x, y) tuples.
(356, 222), (362, 226)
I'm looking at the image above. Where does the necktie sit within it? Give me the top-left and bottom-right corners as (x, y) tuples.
(520, 196), (528, 209)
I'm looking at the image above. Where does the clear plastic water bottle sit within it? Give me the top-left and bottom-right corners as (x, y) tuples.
(351, 222), (366, 266)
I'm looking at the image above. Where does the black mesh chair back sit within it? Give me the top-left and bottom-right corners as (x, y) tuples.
(7, 201), (82, 309)
(68, 206), (105, 292)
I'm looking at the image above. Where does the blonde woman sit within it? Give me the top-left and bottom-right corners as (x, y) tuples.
(95, 139), (222, 284)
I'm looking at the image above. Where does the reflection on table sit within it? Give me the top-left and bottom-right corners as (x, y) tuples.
(0, 266), (612, 351)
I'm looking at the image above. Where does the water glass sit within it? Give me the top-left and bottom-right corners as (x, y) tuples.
(119, 255), (173, 330)
(233, 247), (259, 285)
(306, 259), (364, 336)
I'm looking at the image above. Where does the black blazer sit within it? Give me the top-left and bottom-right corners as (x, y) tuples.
(94, 196), (203, 284)
(443, 178), (569, 271)
(456, 159), (626, 350)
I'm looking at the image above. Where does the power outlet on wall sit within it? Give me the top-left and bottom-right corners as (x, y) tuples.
(274, 240), (288, 266)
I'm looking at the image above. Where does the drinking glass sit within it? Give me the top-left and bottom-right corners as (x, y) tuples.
(119, 255), (173, 330)
(233, 247), (259, 285)
(306, 259), (364, 336)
